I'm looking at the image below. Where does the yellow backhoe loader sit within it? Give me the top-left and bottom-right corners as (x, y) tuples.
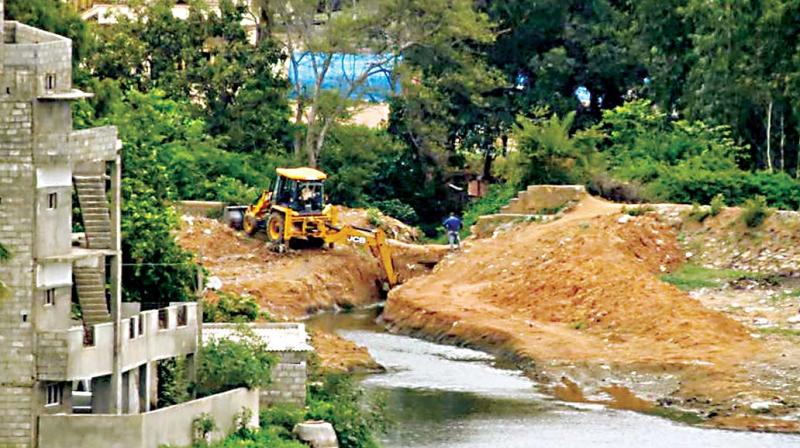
(226, 167), (398, 287)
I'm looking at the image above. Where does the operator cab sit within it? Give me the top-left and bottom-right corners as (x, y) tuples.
(273, 167), (327, 214)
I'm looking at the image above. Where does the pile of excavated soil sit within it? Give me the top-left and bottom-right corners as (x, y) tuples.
(309, 330), (383, 373)
(384, 198), (794, 427)
(178, 215), (446, 319)
(387, 209), (755, 367)
(179, 215), (384, 319)
(338, 207), (420, 243)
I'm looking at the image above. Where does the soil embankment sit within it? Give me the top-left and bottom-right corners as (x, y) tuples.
(384, 196), (800, 431)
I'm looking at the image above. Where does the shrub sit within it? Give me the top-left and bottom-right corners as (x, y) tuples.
(202, 176), (260, 205)
(306, 375), (385, 448)
(622, 205), (655, 216)
(366, 208), (383, 228)
(203, 292), (262, 323)
(710, 194), (725, 217)
(687, 203), (710, 222)
(461, 184), (517, 233)
(192, 413), (217, 444)
(194, 327), (277, 397)
(586, 173), (645, 203)
(369, 199), (418, 224)
(260, 404), (305, 433)
(157, 357), (190, 406)
(740, 195), (772, 228)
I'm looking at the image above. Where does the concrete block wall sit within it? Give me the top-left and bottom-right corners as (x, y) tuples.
(0, 97), (36, 448)
(35, 332), (68, 381)
(4, 22), (72, 97)
(500, 185), (587, 214)
(70, 126), (118, 163)
(261, 351), (307, 407)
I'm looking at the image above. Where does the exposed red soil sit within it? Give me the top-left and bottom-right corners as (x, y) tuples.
(384, 196), (797, 430)
(309, 330), (383, 374)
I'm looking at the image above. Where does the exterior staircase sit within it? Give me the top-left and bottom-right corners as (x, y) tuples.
(74, 175), (113, 250)
(73, 267), (111, 325)
(499, 185), (587, 214)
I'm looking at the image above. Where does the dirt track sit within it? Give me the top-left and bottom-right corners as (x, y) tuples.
(384, 197), (800, 431)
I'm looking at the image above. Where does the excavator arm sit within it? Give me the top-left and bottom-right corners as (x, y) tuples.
(247, 190), (272, 217)
(323, 224), (398, 288)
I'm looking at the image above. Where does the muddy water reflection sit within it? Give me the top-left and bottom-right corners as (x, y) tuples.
(307, 310), (800, 448)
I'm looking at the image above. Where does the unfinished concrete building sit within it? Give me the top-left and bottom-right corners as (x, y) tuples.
(0, 4), (215, 447)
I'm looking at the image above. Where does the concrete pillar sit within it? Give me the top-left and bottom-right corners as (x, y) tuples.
(149, 361), (159, 410)
(91, 375), (113, 414)
(126, 368), (140, 414)
(109, 158), (123, 414)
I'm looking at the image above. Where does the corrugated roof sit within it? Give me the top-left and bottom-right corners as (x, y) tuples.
(203, 323), (313, 352)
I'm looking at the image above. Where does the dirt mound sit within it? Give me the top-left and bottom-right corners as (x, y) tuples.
(384, 202), (774, 422)
(338, 207), (420, 243)
(309, 330), (383, 373)
(387, 211), (754, 363)
(178, 215), (447, 319)
(179, 216), (385, 319)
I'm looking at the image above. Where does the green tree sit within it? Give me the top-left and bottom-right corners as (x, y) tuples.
(512, 110), (603, 186)
(484, 0), (644, 125)
(319, 124), (406, 207)
(259, 0), (495, 165)
(89, 0), (293, 155)
(306, 375), (385, 448)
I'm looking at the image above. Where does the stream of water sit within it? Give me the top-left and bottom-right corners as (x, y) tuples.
(307, 310), (800, 448)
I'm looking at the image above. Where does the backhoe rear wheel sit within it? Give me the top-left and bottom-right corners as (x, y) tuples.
(243, 212), (259, 236)
(266, 211), (285, 243)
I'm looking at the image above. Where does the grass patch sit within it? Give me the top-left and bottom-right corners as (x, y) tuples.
(771, 289), (800, 301)
(758, 327), (800, 338)
(646, 407), (705, 425)
(660, 264), (767, 291)
(622, 205), (655, 216)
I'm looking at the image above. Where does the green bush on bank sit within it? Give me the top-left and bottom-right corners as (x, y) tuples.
(194, 327), (278, 398)
(740, 195), (772, 228)
(202, 292), (265, 323)
(306, 375), (386, 448)
(201, 375), (386, 448)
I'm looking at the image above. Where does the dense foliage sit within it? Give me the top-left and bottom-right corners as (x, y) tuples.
(202, 292), (264, 323)
(195, 327), (277, 397)
(510, 100), (800, 209)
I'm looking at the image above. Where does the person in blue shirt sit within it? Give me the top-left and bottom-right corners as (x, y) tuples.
(442, 213), (463, 250)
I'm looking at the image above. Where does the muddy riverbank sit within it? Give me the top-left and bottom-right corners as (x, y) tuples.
(309, 310), (800, 447)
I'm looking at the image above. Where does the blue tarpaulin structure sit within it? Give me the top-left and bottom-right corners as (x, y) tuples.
(288, 53), (398, 102)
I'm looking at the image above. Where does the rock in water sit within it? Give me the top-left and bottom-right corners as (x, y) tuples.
(293, 421), (339, 448)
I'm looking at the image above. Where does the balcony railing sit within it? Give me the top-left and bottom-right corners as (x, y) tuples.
(50, 303), (198, 381)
